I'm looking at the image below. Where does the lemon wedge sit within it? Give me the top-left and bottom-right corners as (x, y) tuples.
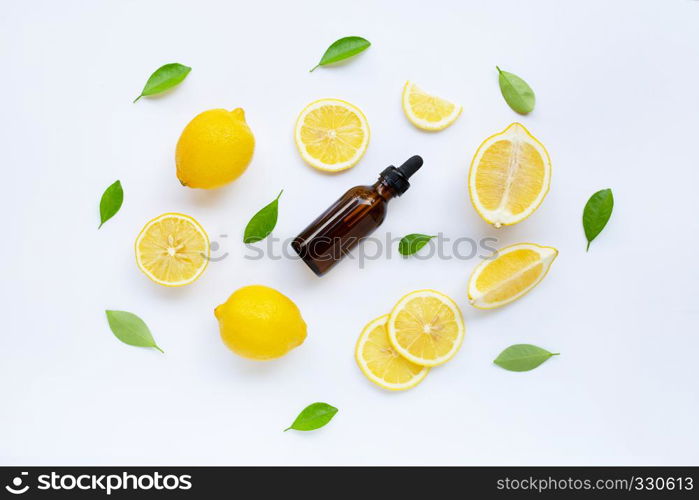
(135, 213), (209, 287)
(387, 290), (465, 367)
(294, 98), (369, 172)
(402, 81), (462, 131)
(468, 243), (557, 309)
(468, 123), (552, 227)
(355, 314), (429, 391)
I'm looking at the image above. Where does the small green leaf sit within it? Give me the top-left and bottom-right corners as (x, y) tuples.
(105, 310), (164, 353)
(243, 190), (283, 244)
(134, 63), (191, 102)
(310, 36), (371, 72)
(497, 66), (536, 114)
(583, 188), (614, 251)
(285, 402), (338, 432)
(398, 233), (436, 256)
(494, 344), (558, 372)
(98, 180), (123, 229)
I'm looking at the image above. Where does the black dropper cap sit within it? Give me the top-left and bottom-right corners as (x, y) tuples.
(380, 155), (423, 196)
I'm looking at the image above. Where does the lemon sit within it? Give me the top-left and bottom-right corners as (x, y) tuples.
(468, 243), (557, 309)
(294, 98), (369, 172)
(402, 81), (462, 131)
(468, 123), (551, 227)
(387, 290), (465, 367)
(176, 108), (254, 189)
(355, 314), (429, 391)
(214, 285), (307, 360)
(135, 213), (209, 287)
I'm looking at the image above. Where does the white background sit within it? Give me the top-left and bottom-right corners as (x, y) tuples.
(1, 0), (698, 466)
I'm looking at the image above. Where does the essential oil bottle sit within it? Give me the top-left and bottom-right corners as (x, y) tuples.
(291, 156), (423, 276)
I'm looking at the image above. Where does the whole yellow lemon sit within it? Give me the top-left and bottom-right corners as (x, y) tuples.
(214, 285), (307, 360)
(176, 108), (254, 189)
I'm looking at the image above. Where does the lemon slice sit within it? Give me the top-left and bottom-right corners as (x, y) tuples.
(294, 98), (370, 172)
(355, 314), (429, 391)
(468, 123), (552, 227)
(135, 213), (209, 287)
(402, 81), (462, 131)
(468, 243), (557, 309)
(387, 290), (465, 367)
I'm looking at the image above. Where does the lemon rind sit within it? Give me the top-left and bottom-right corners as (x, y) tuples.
(402, 81), (462, 131)
(387, 289), (466, 367)
(135, 212), (210, 287)
(467, 123), (552, 227)
(294, 98), (370, 172)
(467, 243), (558, 309)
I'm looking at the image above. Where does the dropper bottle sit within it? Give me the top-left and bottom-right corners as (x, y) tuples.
(291, 155), (423, 276)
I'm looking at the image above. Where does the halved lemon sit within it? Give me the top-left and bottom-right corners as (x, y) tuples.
(135, 213), (210, 287)
(387, 290), (465, 367)
(468, 123), (552, 227)
(294, 98), (370, 172)
(402, 81), (462, 131)
(468, 243), (557, 309)
(355, 314), (429, 391)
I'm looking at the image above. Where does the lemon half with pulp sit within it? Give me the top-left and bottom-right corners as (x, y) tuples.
(135, 213), (209, 287)
(402, 81), (462, 131)
(387, 290), (465, 367)
(294, 98), (369, 172)
(468, 242), (557, 309)
(356, 314), (429, 391)
(468, 123), (552, 227)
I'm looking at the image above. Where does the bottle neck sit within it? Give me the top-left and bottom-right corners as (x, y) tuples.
(373, 179), (398, 201)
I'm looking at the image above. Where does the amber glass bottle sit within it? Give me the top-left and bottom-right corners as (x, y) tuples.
(291, 156), (423, 276)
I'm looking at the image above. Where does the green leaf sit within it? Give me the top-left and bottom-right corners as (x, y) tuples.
(98, 180), (123, 229)
(497, 66), (536, 114)
(285, 402), (338, 432)
(583, 188), (614, 251)
(494, 344), (558, 372)
(105, 310), (164, 353)
(134, 63), (191, 102)
(243, 190), (283, 244)
(398, 233), (436, 256)
(310, 36), (371, 72)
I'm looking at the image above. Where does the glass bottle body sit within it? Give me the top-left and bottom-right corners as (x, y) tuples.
(291, 180), (396, 276)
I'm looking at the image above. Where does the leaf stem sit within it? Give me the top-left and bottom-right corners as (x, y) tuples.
(496, 66), (502, 73)
(133, 95), (142, 103)
(586, 241), (591, 252)
(153, 345), (165, 353)
(283, 427), (291, 432)
(276, 189), (284, 200)
(309, 64), (320, 72)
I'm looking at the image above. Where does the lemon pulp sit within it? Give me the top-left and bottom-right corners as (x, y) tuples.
(135, 213), (209, 287)
(469, 123), (551, 227)
(402, 81), (462, 131)
(387, 290), (465, 367)
(468, 243), (558, 309)
(294, 98), (369, 172)
(356, 315), (429, 390)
